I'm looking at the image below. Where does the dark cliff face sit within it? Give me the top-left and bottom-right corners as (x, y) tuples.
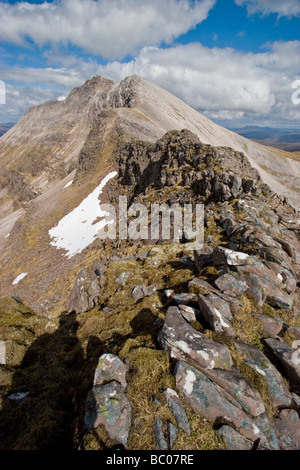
(117, 129), (261, 202)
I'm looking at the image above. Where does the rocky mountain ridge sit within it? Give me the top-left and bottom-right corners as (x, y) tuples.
(0, 75), (300, 317)
(0, 128), (300, 450)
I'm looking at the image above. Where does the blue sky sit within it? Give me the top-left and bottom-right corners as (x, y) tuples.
(0, 0), (300, 128)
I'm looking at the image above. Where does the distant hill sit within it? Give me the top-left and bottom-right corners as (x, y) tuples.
(230, 126), (300, 152)
(0, 123), (15, 137)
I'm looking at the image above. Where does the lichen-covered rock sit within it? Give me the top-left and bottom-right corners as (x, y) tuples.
(188, 278), (219, 295)
(167, 421), (178, 449)
(115, 272), (131, 286)
(132, 285), (144, 301)
(163, 388), (190, 435)
(132, 283), (157, 301)
(252, 314), (286, 338)
(93, 354), (129, 389)
(178, 305), (200, 323)
(212, 247), (258, 267)
(66, 269), (101, 313)
(85, 381), (131, 446)
(216, 425), (253, 450)
(264, 261), (297, 295)
(266, 291), (293, 310)
(172, 293), (198, 306)
(0, 340), (5, 365)
(235, 342), (292, 409)
(198, 294), (235, 336)
(257, 247), (294, 275)
(273, 409), (300, 450)
(160, 306), (233, 370)
(236, 263), (294, 309)
(292, 393), (300, 409)
(214, 274), (248, 297)
(66, 269), (91, 313)
(263, 338), (300, 390)
(193, 247), (213, 272)
(174, 361), (267, 443)
(289, 326), (300, 340)
(154, 417), (168, 450)
(203, 367), (265, 417)
(3, 340), (27, 367)
(237, 273), (265, 307)
(254, 413), (280, 450)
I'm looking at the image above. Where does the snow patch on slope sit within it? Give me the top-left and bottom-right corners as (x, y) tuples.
(49, 171), (117, 258)
(13, 272), (28, 285)
(64, 180), (73, 189)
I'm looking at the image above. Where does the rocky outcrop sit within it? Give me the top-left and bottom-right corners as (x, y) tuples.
(93, 353), (129, 389)
(85, 381), (131, 446)
(63, 130), (300, 451)
(175, 361), (269, 445)
(263, 338), (300, 390)
(235, 342), (292, 410)
(84, 354), (131, 447)
(66, 261), (108, 313)
(159, 306), (233, 371)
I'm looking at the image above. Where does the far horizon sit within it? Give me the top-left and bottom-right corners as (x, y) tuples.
(0, 0), (300, 129)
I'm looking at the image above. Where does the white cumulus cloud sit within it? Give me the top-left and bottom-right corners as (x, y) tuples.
(1, 40), (300, 127)
(97, 41), (300, 125)
(0, 0), (216, 59)
(235, 0), (300, 17)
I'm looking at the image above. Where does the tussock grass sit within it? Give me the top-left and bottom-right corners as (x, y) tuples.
(172, 403), (227, 451)
(120, 347), (174, 450)
(231, 294), (264, 348)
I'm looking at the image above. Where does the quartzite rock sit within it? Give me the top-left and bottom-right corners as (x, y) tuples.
(188, 278), (219, 295)
(115, 272), (131, 286)
(254, 412), (280, 451)
(167, 421), (178, 449)
(178, 304), (199, 323)
(212, 247), (258, 268)
(264, 261), (297, 294)
(236, 264), (293, 309)
(258, 247), (294, 275)
(0, 340), (5, 365)
(66, 269), (95, 313)
(172, 293), (198, 306)
(132, 283), (157, 301)
(160, 306), (233, 370)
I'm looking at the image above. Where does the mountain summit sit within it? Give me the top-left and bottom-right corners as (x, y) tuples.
(1, 75), (300, 207)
